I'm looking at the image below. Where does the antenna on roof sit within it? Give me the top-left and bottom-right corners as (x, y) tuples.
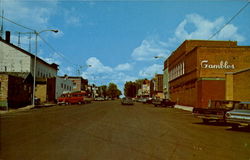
(0, 10), (4, 38)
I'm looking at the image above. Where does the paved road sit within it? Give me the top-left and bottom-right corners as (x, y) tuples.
(0, 100), (250, 160)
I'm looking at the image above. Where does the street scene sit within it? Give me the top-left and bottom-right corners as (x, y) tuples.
(1, 100), (250, 160)
(1, 1), (250, 160)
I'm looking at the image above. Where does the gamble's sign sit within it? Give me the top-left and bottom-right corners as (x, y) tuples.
(201, 60), (235, 69)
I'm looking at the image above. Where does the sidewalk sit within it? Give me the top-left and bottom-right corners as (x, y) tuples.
(174, 104), (194, 112)
(0, 104), (56, 115)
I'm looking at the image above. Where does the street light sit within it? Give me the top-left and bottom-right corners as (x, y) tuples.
(32, 29), (58, 106)
(77, 64), (92, 76)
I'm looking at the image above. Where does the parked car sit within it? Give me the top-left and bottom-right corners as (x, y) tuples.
(225, 102), (250, 129)
(95, 97), (105, 101)
(192, 100), (240, 123)
(57, 92), (85, 105)
(152, 99), (176, 107)
(146, 97), (153, 104)
(121, 97), (134, 105)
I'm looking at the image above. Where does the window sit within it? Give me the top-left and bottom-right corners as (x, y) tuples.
(73, 83), (77, 88)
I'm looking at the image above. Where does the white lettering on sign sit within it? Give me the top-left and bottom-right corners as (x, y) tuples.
(201, 60), (235, 69)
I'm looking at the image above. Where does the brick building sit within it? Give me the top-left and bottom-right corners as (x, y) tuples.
(150, 74), (164, 99)
(68, 76), (88, 92)
(165, 40), (250, 108)
(0, 73), (33, 109)
(225, 68), (250, 102)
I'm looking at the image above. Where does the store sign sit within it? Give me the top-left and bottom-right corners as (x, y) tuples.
(201, 60), (235, 69)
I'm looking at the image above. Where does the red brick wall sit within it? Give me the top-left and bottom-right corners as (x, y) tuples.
(8, 75), (32, 108)
(197, 80), (225, 108)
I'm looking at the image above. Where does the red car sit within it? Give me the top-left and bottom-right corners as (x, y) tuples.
(57, 92), (85, 105)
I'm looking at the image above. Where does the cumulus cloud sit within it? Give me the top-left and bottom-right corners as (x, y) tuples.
(63, 7), (83, 26)
(3, 0), (58, 30)
(131, 39), (169, 61)
(132, 13), (245, 63)
(81, 57), (137, 86)
(172, 13), (245, 43)
(139, 64), (163, 77)
(115, 63), (133, 71)
(86, 57), (113, 74)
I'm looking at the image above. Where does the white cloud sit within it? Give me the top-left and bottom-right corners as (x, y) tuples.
(131, 39), (169, 61)
(139, 64), (163, 77)
(3, 0), (58, 30)
(63, 7), (83, 26)
(173, 13), (245, 43)
(115, 63), (133, 71)
(80, 57), (138, 89)
(86, 57), (113, 74)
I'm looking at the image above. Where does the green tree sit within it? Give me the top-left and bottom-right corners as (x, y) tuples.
(124, 81), (137, 98)
(107, 83), (122, 98)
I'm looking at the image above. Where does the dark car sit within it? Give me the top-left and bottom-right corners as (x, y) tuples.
(152, 99), (176, 107)
(121, 97), (134, 105)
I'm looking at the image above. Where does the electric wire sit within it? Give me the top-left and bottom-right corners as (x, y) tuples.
(208, 1), (250, 40)
(0, 15), (83, 74)
(0, 15), (35, 32)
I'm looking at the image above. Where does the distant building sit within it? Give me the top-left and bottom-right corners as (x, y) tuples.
(67, 76), (88, 92)
(56, 76), (74, 98)
(166, 40), (250, 108)
(141, 79), (150, 98)
(154, 74), (164, 99)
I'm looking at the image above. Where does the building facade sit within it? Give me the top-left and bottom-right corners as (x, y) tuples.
(0, 33), (58, 79)
(68, 76), (88, 92)
(56, 76), (74, 98)
(0, 73), (33, 109)
(0, 32), (59, 104)
(163, 60), (169, 99)
(225, 68), (250, 102)
(151, 74), (164, 99)
(167, 40), (250, 108)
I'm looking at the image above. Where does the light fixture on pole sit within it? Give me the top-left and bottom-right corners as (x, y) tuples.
(32, 29), (58, 106)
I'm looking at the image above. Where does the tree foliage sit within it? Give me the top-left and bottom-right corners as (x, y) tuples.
(124, 81), (137, 98)
(107, 83), (122, 98)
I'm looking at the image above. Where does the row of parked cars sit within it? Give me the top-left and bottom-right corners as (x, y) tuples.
(121, 97), (176, 108)
(193, 100), (250, 129)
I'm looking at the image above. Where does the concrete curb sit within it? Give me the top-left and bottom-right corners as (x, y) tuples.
(174, 105), (194, 112)
(0, 104), (56, 115)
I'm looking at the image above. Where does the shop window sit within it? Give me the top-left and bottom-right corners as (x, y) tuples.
(73, 83), (77, 89)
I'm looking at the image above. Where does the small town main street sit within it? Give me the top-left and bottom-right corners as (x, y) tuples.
(0, 100), (250, 160)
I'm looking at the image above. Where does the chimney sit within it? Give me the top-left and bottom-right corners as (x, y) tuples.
(5, 31), (10, 43)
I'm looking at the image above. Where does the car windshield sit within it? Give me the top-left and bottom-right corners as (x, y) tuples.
(234, 103), (250, 110)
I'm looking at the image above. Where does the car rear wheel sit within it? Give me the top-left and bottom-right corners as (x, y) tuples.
(202, 119), (209, 124)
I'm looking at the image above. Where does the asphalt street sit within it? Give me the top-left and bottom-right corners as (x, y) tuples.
(0, 100), (250, 160)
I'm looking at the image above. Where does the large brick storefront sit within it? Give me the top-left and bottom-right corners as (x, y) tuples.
(167, 40), (250, 108)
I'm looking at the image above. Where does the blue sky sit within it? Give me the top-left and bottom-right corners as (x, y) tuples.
(1, 0), (250, 91)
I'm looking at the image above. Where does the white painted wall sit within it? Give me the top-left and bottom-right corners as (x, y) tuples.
(0, 42), (31, 72)
(56, 77), (73, 98)
(0, 41), (57, 78)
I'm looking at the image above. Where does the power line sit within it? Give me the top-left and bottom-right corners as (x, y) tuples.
(0, 15), (35, 31)
(38, 34), (78, 67)
(0, 15), (83, 74)
(208, 1), (250, 40)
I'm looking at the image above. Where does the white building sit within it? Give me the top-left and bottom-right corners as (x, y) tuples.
(0, 32), (58, 78)
(56, 76), (74, 98)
